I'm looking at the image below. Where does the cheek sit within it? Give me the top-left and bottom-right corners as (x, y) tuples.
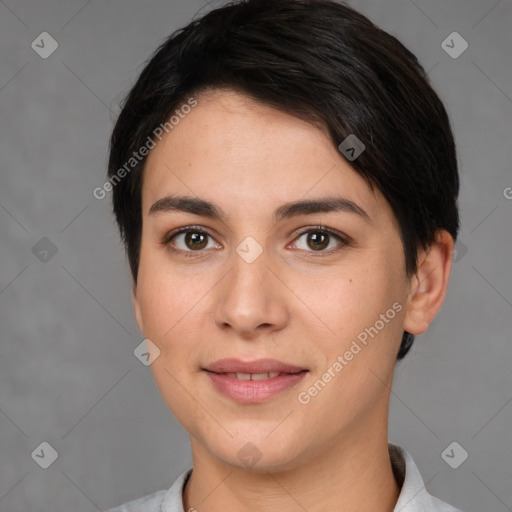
(135, 266), (209, 427)
(301, 263), (402, 342)
(293, 269), (404, 425)
(297, 257), (406, 403)
(135, 257), (214, 365)
(136, 277), (172, 338)
(137, 243), (190, 330)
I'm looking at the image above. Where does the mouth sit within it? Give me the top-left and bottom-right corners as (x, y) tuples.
(203, 357), (307, 375)
(203, 358), (308, 403)
(208, 371), (290, 380)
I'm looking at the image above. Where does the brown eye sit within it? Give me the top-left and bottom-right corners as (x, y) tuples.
(291, 227), (347, 254)
(306, 232), (330, 251)
(183, 231), (208, 250)
(164, 227), (220, 255)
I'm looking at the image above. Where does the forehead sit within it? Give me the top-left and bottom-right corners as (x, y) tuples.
(141, 89), (392, 225)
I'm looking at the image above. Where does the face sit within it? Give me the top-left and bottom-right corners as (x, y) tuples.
(133, 89), (417, 471)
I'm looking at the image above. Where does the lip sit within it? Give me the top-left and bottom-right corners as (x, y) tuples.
(204, 358), (306, 374)
(203, 358), (308, 404)
(205, 371), (308, 403)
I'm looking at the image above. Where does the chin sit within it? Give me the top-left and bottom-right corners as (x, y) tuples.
(207, 433), (306, 473)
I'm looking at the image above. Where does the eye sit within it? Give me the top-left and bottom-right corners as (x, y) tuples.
(161, 224), (349, 258)
(290, 226), (348, 254)
(162, 226), (220, 257)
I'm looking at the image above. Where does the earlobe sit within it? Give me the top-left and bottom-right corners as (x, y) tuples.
(403, 230), (455, 336)
(132, 282), (144, 334)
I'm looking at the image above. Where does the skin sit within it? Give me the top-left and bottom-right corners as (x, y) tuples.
(132, 89), (454, 512)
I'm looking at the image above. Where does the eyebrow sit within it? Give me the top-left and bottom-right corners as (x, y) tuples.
(148, 195), (371, 224)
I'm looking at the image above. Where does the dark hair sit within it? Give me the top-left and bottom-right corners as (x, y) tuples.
(108, 0), (459, 360)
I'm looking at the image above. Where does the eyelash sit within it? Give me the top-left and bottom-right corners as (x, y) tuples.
(161, 224), (350, 259)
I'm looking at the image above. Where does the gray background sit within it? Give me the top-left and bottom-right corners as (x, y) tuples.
(1, 0), (511, 511)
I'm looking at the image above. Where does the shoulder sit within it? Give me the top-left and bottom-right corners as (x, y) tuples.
(390, 444), (466, 512)
(103, 489), (168, 512)
(103, 468), (192, 512)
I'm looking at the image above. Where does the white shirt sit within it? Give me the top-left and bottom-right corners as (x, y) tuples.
(105, 444), (464, 512)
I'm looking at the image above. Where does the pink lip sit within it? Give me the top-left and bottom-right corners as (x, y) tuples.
(205, 371), (307, 403)
(203, 358), (308, 404)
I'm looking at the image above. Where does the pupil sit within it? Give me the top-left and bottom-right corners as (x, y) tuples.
(309, 232), (328, 250)
(186, 232), (207, 250)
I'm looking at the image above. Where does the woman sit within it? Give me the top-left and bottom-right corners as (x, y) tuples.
(105, 1), (463, 510)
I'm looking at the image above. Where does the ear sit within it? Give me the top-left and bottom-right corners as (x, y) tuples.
(403, 230), (455, 335)
(132, 281), (144, 334)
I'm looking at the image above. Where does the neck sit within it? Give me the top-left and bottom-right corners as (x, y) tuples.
(183, 417), (400, 512)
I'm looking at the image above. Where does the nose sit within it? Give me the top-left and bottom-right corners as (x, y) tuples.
(213, 242), (289, 339)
